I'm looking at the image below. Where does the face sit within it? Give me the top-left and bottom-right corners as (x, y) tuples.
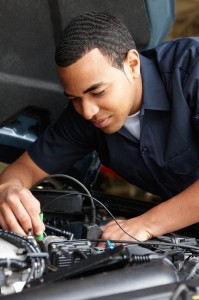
(58, 48), (142, 134)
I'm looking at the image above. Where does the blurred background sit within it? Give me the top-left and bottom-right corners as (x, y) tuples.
(168, 0), (199, 39)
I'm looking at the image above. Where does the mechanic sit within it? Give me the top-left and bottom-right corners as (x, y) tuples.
(0, 12), (199, 244)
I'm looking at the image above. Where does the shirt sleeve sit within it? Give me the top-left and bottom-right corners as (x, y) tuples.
(184, 58), (199, 135)
(28, 103), (95, 174)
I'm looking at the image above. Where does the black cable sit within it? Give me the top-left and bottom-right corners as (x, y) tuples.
(130, 253), (167, 263)
(68, 193), (199, 252)
(91, 195), (141, 242)
(0, 259), (29, 270)
(32, 174), (96, 224)
(45, 223), (73, 239)
(86, 238), (199, 252)
(32, 182), (199, 252)
(41, 190), (141, 243)
(0, 230), (46, 281)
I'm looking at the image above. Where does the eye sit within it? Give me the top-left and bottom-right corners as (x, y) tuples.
(63, 92), (80, 102)
(67, 96), (80, 102)
(92, 90), (105, 97)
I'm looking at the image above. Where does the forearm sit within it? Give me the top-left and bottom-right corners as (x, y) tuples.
(143, 179), (199, 237)
(100, 179), (199, 245)
(0, 151), (48, 189)
(0, 162), (33, 189)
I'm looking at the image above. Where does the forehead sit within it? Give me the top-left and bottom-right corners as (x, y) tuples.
(57, 48), (120, 91)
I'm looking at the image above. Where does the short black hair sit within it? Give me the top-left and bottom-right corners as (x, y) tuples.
(55, 11), (136, 69)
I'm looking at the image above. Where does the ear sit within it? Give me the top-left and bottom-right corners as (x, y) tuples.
(124, 49), (140, 79)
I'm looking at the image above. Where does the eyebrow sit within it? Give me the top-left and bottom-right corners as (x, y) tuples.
(83, 82), (106, 94)
(64, 81), (107, 98)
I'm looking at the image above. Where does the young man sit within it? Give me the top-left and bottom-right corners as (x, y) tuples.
(0, 12), (199, 244)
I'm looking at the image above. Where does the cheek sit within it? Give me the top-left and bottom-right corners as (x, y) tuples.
(109, 86), (127, 109)
(101, 96), (118, 111)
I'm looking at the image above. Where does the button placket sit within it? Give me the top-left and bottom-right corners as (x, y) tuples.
(141, 147), (150, 155)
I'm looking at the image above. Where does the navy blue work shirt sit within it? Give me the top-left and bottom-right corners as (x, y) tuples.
(28, 37), (199, 200)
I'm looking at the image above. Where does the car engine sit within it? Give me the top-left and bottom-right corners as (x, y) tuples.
(1, 175), (199, 299)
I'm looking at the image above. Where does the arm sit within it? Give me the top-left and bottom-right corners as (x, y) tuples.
(0, 151), (49, 235)
(100, 179), (199, 244)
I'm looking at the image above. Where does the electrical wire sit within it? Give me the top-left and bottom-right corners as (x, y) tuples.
(31, 174), (199, 252)
(85, 238), (199, 252)
(0, 230), (47, 281)
(32, 177), (199, 286)
(38, 189), (199, 252)
(90, 195), (141, 242)
(32, 174), (96, 224)
(40, 190), (141, 243)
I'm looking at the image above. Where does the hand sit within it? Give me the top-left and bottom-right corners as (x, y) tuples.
(0, 184), (45, 236)
(98, 217), (153, 248)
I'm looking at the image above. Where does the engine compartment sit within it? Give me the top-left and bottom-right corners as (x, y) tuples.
(1, 174), (199, 299)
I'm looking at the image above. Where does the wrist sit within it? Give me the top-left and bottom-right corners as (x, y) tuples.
(138, 212), (159, 239)
(0, 181), (24, 194)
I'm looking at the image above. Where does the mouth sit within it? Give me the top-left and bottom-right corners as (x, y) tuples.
(92, 116), (111, 128)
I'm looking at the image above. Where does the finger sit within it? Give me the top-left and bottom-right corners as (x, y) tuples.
(31, 209), (45, 236)
(0, 204), (27, 235)
(101, 219), (125, 231)
(101, 223), (134, 244)
(97, 221), (127, 247)
(0, 212), (9, 230)
(19, 191), (45, 235)
(97, 241), (107, 248)
(98, 227), (119, 247)
(0, 187), (34, 233)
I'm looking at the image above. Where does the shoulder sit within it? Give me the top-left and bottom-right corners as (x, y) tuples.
(141, 37), (199, 73)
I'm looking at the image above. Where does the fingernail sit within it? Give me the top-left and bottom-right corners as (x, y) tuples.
(35, 231), (44, 241)
(36, 230), (43, 235)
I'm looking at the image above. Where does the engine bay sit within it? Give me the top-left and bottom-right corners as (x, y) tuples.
(1, 174), (199, 299)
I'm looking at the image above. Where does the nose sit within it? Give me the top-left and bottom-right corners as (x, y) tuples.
(81, 99), (99, 120)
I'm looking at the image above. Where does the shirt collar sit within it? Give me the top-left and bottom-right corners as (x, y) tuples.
(140, 54), (170, 114)
(118, 54), (170, 136)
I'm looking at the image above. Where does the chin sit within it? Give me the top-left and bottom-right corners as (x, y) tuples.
(101, 124), (123, 134)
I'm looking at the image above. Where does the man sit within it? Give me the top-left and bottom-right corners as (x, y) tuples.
(0, 12), (199, 243)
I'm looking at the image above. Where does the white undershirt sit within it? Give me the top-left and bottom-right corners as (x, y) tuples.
(124, 111), (140, 140)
